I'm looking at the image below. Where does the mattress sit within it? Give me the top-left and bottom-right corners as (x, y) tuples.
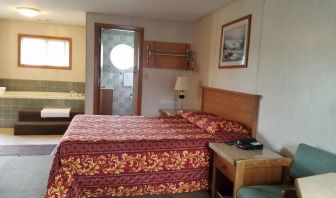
(46, 115), (249, 198)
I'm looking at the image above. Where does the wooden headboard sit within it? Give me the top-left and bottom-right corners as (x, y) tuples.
(201, 86), (261, 137)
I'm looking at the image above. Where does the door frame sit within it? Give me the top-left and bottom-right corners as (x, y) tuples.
(93, 23), (144, 115)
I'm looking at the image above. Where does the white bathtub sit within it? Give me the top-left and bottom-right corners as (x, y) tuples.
(0, 91), (85, 100)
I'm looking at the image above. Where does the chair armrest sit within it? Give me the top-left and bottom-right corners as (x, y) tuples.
(281, 187), (297, 198)
(234, 158), (293, 197)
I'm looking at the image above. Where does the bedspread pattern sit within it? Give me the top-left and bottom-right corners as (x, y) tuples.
(46, 115), (248, 198)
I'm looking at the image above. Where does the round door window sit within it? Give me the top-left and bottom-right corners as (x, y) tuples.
(110, 44), (134, 70)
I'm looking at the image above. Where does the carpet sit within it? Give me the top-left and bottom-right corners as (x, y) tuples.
(0, 155), (53, 198)
(0, 144), (57, 156)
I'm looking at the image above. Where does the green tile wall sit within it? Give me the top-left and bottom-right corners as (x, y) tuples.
(0, 79), (85, 93)
(0, 79), (85, 128)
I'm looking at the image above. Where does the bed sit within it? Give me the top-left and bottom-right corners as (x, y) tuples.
(46, 87), (261, 198)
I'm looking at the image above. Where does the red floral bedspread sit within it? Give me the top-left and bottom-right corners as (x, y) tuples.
(46, 115), (249, 198)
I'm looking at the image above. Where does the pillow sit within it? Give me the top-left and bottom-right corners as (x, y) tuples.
(214, 119), (250, 134)
(181, 111), (216, 123)
(198, 117), (250, 135)
(181, 111), (250, 135)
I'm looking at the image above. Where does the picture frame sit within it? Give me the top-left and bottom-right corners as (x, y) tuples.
(218, 15), (252, 68)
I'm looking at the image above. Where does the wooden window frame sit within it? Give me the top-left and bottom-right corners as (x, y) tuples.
(18, 34), (72, 70)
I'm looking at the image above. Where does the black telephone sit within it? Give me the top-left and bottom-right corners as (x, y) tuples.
(235, 138), (263, 150)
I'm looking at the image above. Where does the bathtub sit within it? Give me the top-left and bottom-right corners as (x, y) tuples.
(0, 91), (85, 100)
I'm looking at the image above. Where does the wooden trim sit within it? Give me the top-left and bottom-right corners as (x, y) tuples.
(218, 15), (252, 69)
(201, 86), (261, 137)
(238, 158), (292, 168)
(18, 34), (72, 70)
(93, 23), (144, 115)
(233, 160), (246, 198)
(211, 153), (217, 198)
(93, 24), (100, 115)
(134, 26), (144, 115)
(232, 158), (291, 198)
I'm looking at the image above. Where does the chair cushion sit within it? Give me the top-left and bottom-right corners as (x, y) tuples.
(290, 143), (336, 178)
(237, 185), (292, 198)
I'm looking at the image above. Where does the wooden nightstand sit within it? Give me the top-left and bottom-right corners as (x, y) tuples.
(209, 143), (292, 198)
(159, 109), (191, 116)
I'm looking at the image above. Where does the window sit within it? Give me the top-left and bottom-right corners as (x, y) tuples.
(18, 34), (72, 69)
(110, 44), (134, 70)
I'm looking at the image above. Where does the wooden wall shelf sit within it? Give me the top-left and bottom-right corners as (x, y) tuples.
(143, 41), (192, 70)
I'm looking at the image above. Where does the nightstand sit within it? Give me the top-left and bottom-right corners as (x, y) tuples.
(159, 109), (191, 116)
(209, 143), (292, 198)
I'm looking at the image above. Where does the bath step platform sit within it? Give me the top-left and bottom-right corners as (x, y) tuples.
(18, 107), (83, 122)
(14, 107), (84, 135)
(14, 121), (70, 135)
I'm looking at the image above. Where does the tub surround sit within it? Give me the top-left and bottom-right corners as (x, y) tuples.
(0, 98), (84, 128)
(0, 79), (85, 93)
(0, 91), (84, 100)
(0, 79), (85, 128)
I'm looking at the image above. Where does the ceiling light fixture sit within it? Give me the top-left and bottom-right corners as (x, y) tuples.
(16, 7), (40, 17)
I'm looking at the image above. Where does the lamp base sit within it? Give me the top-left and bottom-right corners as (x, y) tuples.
(177, 109), (184, 115)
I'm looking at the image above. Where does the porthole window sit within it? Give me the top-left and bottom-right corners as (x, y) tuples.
(110, 44), (134, 70)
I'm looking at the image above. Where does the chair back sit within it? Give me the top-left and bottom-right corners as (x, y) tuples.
(290, 143), (336, 178)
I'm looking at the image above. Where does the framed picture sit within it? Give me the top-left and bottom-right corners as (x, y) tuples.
(218, 15), (252, 68)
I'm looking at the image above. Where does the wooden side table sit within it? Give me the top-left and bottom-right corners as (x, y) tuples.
(159, 109), (191, 116)
(209, 143), (292, 198)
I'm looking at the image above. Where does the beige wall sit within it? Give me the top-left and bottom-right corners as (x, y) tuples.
(86, 13), (193, 114)
(189, 0), (265, 109)
(192, 0), (336, 155)
(0, 19), (86, 82)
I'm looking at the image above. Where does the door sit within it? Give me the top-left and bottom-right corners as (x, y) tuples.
(94, 24), (144, 115)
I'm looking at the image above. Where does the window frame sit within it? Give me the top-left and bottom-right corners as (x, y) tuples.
(18, 34), (72, 70)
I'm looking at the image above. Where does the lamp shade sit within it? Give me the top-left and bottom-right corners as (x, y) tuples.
(174, 77), (188, 91)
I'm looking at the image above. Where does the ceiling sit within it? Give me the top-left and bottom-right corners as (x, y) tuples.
(0, 0), (233, 26)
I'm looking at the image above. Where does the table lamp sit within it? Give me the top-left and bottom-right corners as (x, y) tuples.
(174, 77), (188, 114)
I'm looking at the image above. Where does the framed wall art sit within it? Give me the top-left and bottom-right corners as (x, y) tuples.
(218, 15), (251, 68)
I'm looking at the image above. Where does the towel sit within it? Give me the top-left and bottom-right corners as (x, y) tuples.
(41, 108), (71, 118)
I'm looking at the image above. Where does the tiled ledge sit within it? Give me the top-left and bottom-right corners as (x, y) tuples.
(0, 91), (85, 100)
(0, 79), (85, 93)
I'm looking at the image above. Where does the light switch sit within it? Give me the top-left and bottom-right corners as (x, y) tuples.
(144, 73), (149, 80)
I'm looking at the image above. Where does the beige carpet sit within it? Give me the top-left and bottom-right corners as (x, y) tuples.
(0, 144), (57, 156)
(0, 155), (53, 198)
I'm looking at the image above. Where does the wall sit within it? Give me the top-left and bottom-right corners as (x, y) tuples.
(0, 19), (86, 82)
(257, 0), (336, 154)
(192, 0), (336, 154)
(189, 0), (265, 109)
(86, 13), (193, 115)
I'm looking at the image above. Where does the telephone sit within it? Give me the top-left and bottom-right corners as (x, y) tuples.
(235, 138), (263, 150)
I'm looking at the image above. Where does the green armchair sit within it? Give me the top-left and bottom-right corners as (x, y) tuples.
(237, 143), (336, 198)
